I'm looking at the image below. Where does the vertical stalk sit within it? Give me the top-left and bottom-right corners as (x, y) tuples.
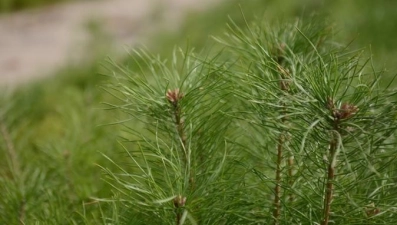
(273, 63), (290, 224)
(167, 89), (193, 188)
(167, 89), (188, 165)
(173, 195), (186, 225)
(322, 99), (357, 225)
(273, 132), (284, 224)
(322, 98), (340, 225)
(173, 99), (188, 163)
(321, 133), (337, 225)
(287, 155), (294, 202)
(167, 90), (190, 224)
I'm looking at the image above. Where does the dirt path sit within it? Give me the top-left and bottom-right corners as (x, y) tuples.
(0, 0), (223, 87)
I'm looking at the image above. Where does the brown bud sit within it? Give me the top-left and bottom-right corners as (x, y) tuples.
(339, 103), (358, 119)
(365, 203), (380, 217)
(173, 195), (186, 208)
(326, 98), (358, 120)
(166, 89), (184, 105)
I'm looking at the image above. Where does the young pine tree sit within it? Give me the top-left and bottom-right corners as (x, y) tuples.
(100, 18), (397, 224)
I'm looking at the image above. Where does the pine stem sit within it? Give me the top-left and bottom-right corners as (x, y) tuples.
(273, 64), (290, 224)
(176, 211), (182, 225)
(322, 135), (337, 225)
(172, 102), (191, 179)
(288, 156), (294, 202)
(167, 89), (193, 188)
(168, 90), (188, 165)
(321, 98), (355, 225)
(174, 104), (187, 159)
(173, 195), (186, 225)
(273, 132), (284, 225)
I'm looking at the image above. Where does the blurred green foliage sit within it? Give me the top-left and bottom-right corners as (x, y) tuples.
(189, 0), (397, 71)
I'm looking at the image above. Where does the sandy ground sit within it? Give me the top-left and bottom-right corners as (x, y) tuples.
(0, 0), (223, 87)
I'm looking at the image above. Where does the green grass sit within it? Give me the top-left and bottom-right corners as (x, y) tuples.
(1, 0), (397, 224)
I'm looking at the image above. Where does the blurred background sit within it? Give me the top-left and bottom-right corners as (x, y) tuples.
(0, 0), (396, 223)
(1, 0), (396, 87)
(0, 0), (222, 86)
